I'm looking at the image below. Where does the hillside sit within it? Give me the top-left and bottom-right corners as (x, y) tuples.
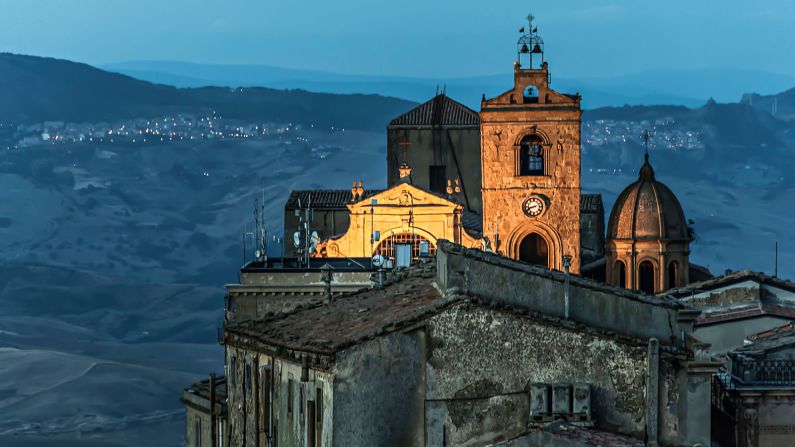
(0, 53), (415, 131)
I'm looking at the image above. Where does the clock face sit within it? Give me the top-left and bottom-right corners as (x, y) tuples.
(523, 196), (545, 217)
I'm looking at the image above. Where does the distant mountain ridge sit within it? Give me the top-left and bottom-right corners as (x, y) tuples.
(0, 53), (416, 130)
(104, 60), (795, 109)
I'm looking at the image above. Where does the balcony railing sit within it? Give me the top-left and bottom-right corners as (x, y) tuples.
(731, 357), (795, 386)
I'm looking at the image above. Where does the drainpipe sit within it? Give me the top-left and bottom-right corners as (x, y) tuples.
(563, 255), (572, 319)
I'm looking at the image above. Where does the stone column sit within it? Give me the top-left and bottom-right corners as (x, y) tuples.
(740, 393), (761, 447)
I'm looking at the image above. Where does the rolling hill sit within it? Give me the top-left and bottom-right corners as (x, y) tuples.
(0, 53), (416, 131)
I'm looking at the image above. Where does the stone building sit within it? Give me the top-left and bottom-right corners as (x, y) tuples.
(479, 60), (583, 273)
(222, 241), (718, 447)
(729, 325), (795, 447)
(182, 375), (228, 447)
(387, 94), (482, 214)
(666, 270), (795, 355)
(606, 153), (692, 294)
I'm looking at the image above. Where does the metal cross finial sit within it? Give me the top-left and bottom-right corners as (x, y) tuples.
(642, 131), (651, 154)
(398, 139), (411, 163)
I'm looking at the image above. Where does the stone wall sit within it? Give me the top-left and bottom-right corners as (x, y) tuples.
(424, 304), (649, 445)
(185, 406), (213, 447)
(437, 242), (684, 344)
(333, 329), (427, 446)
(387, 126), (482, 214)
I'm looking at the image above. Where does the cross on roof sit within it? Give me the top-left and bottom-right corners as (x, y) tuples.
(398, 139), (411, 163)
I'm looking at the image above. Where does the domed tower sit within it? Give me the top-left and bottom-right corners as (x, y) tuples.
(606, 152), (691, 294)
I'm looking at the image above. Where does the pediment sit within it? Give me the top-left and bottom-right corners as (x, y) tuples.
(348, 183), (459, 211)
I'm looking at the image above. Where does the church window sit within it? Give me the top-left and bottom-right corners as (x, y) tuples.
(668, 261), (679, 289)
(519, 135), (544, 176)
(639, 261), (655, 294)
(615, 260), (626, 288)
(429, 165), (446, 193)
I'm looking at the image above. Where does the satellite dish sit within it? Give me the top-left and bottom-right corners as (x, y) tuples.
(310, 231), (320, 249)
(293, 231), (301, 248)
(372, 254), (384, 267)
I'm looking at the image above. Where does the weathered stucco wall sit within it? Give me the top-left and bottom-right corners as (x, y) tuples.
(437, 242), (682, 344)
(425, 304), (649, 445)
(333, 329), (427, 447)
(226, 346), (335, 447)
(695, 316), (791, 354)
(185, 406), (212, 447)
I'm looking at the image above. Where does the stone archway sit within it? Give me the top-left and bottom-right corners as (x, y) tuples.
(505, 221), (562, 270)
(518, 233), (549, 266)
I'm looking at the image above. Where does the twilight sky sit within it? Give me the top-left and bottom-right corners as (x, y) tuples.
(1, 0), (793, 79)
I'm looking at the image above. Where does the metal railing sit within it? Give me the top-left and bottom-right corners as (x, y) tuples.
(731, 357), (795, 386)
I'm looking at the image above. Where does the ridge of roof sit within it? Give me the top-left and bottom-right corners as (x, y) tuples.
(668, 269), (795, 297)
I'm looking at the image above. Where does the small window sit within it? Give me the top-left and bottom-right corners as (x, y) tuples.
(229, 357), (237, 387)
(668, 261), (679, 289)
(194, 416), (201, 447)
(299, 385), (304, 418)
(429, 165), (446, 193)
(519, 135), (544, 176)
(287, 378), (294, 416)
(245, 363), (252, 395)
(316, 387), (323, 423)
(615, 261), (627, 288)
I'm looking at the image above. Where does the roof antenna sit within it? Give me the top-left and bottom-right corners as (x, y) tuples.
(435, 84), (439, 96)
(443, 84), (447, 95)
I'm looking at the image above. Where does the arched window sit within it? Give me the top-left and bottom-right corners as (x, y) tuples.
(523, 85), (539, 103)
(668, 261), (679, 289)
(639, 260), (656, 294)
(519, 135), (544, 176)
(518, 233), (548, 267)
(615, 260), (627, 288)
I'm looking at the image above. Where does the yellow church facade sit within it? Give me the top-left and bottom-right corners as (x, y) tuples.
(316, 183), (480, 260)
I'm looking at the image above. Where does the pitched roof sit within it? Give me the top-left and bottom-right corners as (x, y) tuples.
(736, 324), (795, 355)
(389, 94), (480, 127)
(580, 194), (603, 214)
(696, 302), (795, 326)
(225, 262), (452, 354)
(667, 269), (795, 298)
(284, 189), (384, 210)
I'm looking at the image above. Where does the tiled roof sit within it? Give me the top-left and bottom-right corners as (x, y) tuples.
(389, 94), (480, 127)
(736, 324), (795, 355)
(747, 321), (795, 342)
(226, 262), (453, 354)
(667, 269), (795, 298)
(284, 189), (384, 210)
(697, 303), (795, 326)
(580, 194), (603, 214)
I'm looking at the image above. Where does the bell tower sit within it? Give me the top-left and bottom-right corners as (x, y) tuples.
(480, 14), (583, 273)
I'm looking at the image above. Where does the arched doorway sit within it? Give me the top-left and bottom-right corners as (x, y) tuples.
(615, 260), (627, 288)
(668, 261), (679, 289)
(638, 260), (656, 294)
(518, 233), (548, 267)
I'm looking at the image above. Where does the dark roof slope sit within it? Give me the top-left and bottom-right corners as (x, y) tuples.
(389, 94), (480, 127)
(226, 263), (453, 354)
(285, 189), (384, 210)
(580, 194), (603, 214)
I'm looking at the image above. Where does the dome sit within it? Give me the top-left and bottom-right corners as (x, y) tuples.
(607, 154), (690, 241)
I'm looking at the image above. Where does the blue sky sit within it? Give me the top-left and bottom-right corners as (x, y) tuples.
(1, 0), (793, 78)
